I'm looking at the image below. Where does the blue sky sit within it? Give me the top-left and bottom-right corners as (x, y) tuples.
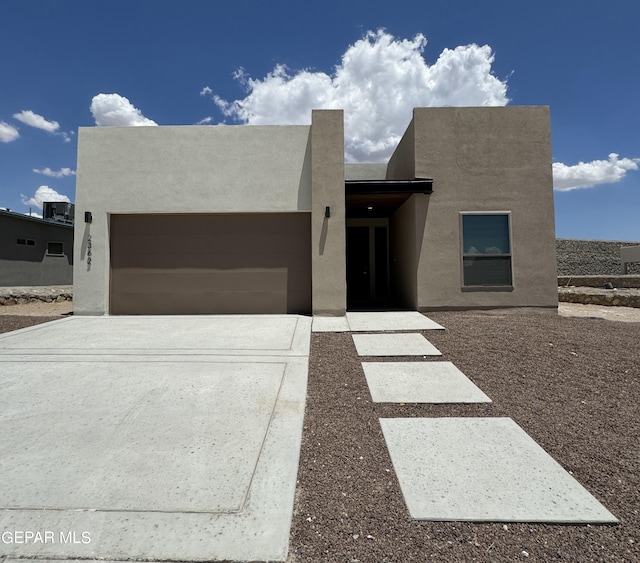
(1, 0), (639, 240)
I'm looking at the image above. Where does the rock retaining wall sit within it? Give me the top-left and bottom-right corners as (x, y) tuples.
(558, 275), (640, 288)
(557, 239), (640, 275)
(0, 286), (73, 306)
(559, 287), (640, 308)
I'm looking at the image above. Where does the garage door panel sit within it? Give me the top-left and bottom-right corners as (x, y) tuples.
(110, 290), (290, 316)
(113, 233), (311, 262)
(287, 290), (313, 313)
(111, 269), (287, 293)
(113, 250), (310, 270)
(113, 214), (309, 236)
(110, 213), (311, 315)
(112, 268), (312, 293)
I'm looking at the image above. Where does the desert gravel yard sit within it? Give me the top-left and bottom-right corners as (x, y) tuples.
(1, 307), (639, 562)
(290, 310), (639, 562)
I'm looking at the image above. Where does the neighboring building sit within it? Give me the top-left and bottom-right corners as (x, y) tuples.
(0, 206), (74, 286)
(73, 107), (557, 316)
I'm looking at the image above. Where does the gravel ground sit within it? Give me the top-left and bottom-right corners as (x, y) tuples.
(1, 308), (638, 562)
(289, 310), (640, 562)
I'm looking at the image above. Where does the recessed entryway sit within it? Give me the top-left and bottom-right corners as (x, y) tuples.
(346, 218), (389, 308)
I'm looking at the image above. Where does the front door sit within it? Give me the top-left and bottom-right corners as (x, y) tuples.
(346, 219), (389, 308)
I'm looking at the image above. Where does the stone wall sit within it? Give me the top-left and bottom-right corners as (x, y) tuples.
(558, 275), (640, 288)
(559, 287), (640, 308)
(0, 286), (72, 306)
(556, 239), (640, 276)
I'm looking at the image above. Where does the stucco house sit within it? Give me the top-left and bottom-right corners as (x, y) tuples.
(72, 107), (557, 316)
(1, 205), (74, 286)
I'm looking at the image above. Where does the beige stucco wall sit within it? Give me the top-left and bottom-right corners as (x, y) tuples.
(311, 110), (346, 315)
(397, 106), (557, 310)
(345, 163), (388, 181)
(388, 194), (430, 309)
(387, 119), (415, 179)
(74, 124), (312, 315)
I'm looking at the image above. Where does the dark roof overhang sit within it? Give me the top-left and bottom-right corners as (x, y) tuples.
(345, 177), (433, 195)
(345, 178), (433, 218)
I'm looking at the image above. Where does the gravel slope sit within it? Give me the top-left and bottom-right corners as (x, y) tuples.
(289, 311), (639, 562)
(1, 311), (638, 562)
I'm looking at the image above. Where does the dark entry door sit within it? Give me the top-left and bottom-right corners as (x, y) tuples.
(346, 223), (389, 307)
(347, 226), (370, 304)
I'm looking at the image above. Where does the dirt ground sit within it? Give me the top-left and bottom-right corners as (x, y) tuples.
(558, 302), (640, 323)
(0, 300), (72, 317)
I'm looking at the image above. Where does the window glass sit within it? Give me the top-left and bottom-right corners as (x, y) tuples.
(462, 214), (510, 255)
(47, 242), (64, 255)
(463, 256), (512, 286)
(461, 214), (512, 286)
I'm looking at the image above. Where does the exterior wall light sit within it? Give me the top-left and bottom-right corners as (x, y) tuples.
(84, 211), (93, 223)
(325, 206), (331, 218)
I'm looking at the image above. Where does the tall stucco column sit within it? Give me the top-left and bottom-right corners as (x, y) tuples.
(311, 110), (346, 315)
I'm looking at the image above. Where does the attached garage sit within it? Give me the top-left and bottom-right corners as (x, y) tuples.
(109, 213), (311, 315)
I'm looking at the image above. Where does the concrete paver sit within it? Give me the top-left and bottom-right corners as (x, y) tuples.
(352, 333), (442, 356)
(380, 417), (618, 523)
(363, 361), (491, 403)
(312, 311), (445, 333)
(0, 315), (311, 562)
(346, 311), (444, 332)
(312, 316), (351, 332)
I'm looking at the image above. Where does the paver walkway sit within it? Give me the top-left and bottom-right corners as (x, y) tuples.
(362, 361), (491, 403)
(381, 417), (618, 523)
(334, 311), (618, 524)
(352, 333), (442, 356)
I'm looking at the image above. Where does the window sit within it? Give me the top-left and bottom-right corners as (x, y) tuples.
(46, 241), (64, 256)
(461, 213), (512, 287)
(17, 238), (35, 246)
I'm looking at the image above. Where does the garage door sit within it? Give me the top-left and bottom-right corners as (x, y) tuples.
(110, 213), (311, 315)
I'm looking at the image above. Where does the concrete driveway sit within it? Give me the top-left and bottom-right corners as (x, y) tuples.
(0, 315), (311, 562)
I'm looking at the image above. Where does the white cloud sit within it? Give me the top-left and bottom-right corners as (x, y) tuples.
(0, 120), (20, 142)
(24, 211), (43, 218)
(33, 167), (76, 178)
(12, 110), (60, 132)
(200, 86), (213, 97)
(90, 93), (158, 126)
(553, 153), (640, 191)
(20, 185), (71, 210)
(212, 30), (509, 161)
